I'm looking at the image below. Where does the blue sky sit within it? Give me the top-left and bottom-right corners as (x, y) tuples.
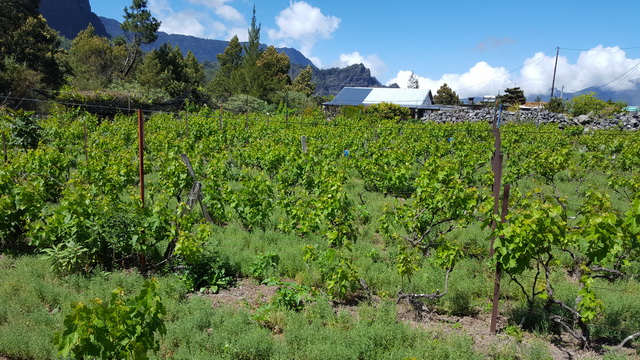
(91, 0), (640, 98)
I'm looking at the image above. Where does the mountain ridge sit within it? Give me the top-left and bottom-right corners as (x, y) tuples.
(38, 0), (397, 96)
(39, 0), (109, 39)
(100, 16), (316, 69)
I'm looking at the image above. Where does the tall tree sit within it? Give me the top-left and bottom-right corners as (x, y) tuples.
(208, 35), (243, 100)
(120, 0), (160, 77)
(217, 35), (243, 77)
(67, 24), (125, 90)
(288, 65), (316, 96)
(241, 5), (262, 96)
(498, 87), (526, 107)
(0, 0), (63, 94)
(433, 83), (459, 105)
(136, 44), (204, 97)
(407, 72), (419, 89)
(255, 46), (290, 101)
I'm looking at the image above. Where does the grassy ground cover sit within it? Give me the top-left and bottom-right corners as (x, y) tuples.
(0, 107), (639, 358)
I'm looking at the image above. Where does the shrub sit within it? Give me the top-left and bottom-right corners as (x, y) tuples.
(568, 92), (624, 117)
(544, 97), (565, 113)
(223, 94), (272, 114)
(54, 278), (166, 360)
(366, 102), (411, 122)
(6, 109), (41, 150)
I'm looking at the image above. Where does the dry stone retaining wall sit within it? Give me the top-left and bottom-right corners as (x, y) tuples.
(422, 108), (640, 130)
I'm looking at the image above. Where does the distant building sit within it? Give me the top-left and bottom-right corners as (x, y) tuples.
(323, 87), (437, 118)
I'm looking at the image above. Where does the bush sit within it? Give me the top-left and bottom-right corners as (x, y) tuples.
(176, 252), (235, 293)
(272, 90), (318, 116)
(5, 109), (41, 150)
(544, 97), (565, 113)
(365, 102), (411, 122)
(223, 94), (272, 114)
(54, 278), (166, 360)
(568, 92), (625, 117)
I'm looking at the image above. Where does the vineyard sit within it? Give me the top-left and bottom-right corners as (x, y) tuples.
(1, 104), (639, 359)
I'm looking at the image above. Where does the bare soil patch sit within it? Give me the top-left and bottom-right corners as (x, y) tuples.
(396, 299), (639, 359)
(204, 278), (279, 310)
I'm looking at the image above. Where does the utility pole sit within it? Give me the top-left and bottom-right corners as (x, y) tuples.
(550, 47), (559, 99)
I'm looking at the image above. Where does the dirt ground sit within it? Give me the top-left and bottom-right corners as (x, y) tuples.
(203, 279), (639, 360)
(2, 278), (635, 359)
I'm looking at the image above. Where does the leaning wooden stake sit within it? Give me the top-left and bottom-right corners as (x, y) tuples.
(180, 154), (213, 224)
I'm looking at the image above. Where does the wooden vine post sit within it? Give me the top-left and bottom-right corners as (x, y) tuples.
(2, 131), (7, 163)
(138, 109), (145, 208)
(184, 111), (189, 138)
(83, 119), (88, 162)
(219, 105), (223, 131)
(490, 104), (510, 334)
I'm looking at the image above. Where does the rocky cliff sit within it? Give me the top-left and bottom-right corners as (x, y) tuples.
(39, 0), (109, 39)
(100, 16), (315, 68)
(40, 1), (383, 96)
(290, 63), (383, 96)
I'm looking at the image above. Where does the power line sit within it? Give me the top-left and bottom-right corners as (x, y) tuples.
(560, 46), (640, 52)
(2, 94), (639, 137)
(589, 62), (640, 91)
(452, 48), (558, 93)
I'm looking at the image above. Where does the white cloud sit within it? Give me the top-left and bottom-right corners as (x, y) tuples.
(226, 27), (248, 42)
(387, 46), (640, 98)
(157, 10), (207, 37)
(149, 0), (246, 40)
(337, 52), (387, 80)
(518, 46), (640, 95)
(186, 0), (244, 21)
(267, 1), (340, 56)
(308, 56), (323, 68)
(215, 4), (244, 23)
(387, 62), (512, 98)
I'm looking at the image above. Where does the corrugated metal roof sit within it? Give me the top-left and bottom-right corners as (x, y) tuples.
(324, 87), (372, 106)
(363, 88), (432, 107)
(325, 87), (433, 108)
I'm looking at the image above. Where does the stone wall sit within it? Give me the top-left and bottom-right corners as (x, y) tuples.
(422, 108), (640, 130)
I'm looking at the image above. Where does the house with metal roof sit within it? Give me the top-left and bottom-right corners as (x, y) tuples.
(323, 87), (437, 118)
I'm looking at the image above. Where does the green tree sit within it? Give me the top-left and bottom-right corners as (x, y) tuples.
(544, 97), (566, 113)
(120, 0), (161, 77)
(241, 5), (262, 96)
(183, 51), (204, 88)
(208, 35), (243, 100)
(66, 24), (125, 90)
(255, 46), (290, 101)
(0, 0), (64, 95)
(433, 83), (459, 105)
(498, 87), (526, 107)
(136, 44), (204, 97)
(288, 65), (316, 96)
(567, 93), (626, 117)
(568, 92), (606, 117)
(407, 72), (419, 89)
(217, 35), (243, 75)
